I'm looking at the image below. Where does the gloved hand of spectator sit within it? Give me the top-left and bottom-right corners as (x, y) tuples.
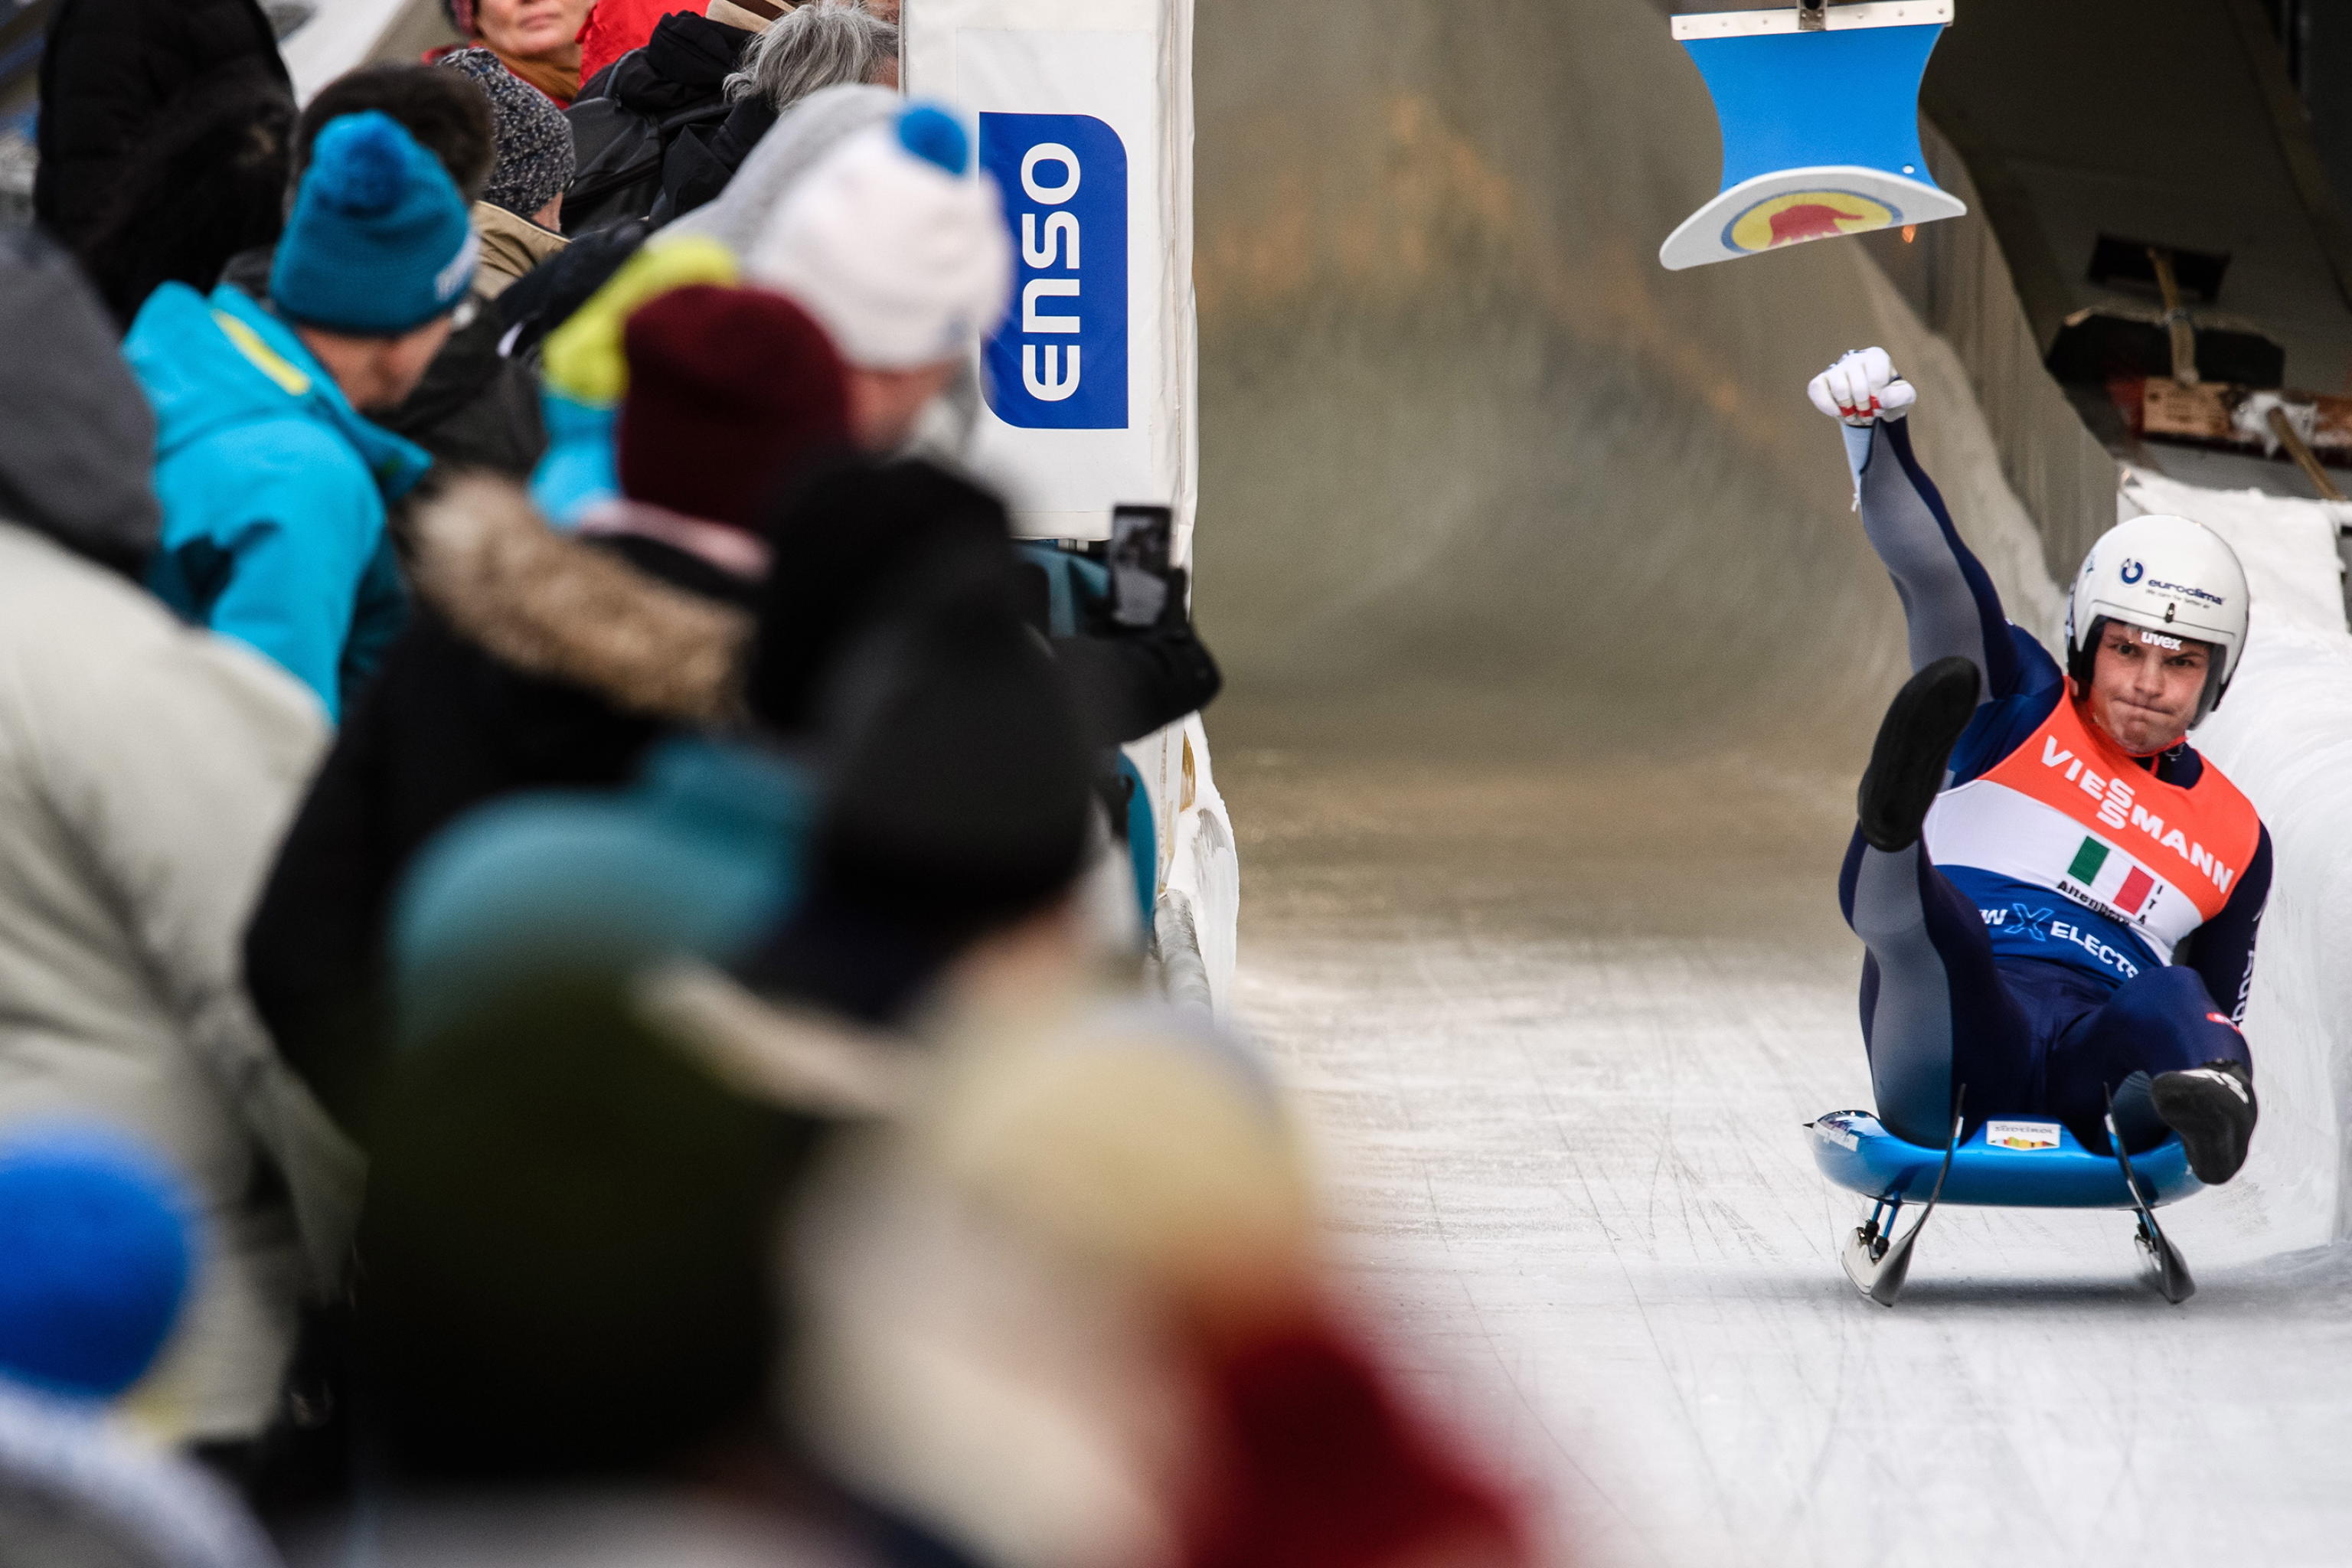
(1808, 346), (1916, 426)
(1054, 567), (1223, 746)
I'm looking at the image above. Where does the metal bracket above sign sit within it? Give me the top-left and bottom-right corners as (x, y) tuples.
(1671, 0), (1953, 41)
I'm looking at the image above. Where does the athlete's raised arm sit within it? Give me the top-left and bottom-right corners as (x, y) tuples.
(1808, 348), (2021, 704)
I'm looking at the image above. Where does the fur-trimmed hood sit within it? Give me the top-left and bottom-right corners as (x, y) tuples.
(409, 472), (749, 723)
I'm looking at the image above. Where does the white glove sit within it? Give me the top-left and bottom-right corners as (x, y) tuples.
(1808, 347), (1916, 426)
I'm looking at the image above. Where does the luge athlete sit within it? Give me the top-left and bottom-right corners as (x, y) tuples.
(1811, 348), (2269, 1182)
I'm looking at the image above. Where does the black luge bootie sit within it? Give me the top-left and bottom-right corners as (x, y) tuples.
(1857, 655), (1981, 852)
(2151, 1059), (2258, 1184)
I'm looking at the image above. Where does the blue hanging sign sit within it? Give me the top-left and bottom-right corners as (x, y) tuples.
(1661, 1), (1965, 270)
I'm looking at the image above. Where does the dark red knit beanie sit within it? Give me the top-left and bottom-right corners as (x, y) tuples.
(617, 283), (852, 531)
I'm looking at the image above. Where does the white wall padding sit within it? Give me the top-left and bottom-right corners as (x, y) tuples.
(2126, 469), (2352, 1257)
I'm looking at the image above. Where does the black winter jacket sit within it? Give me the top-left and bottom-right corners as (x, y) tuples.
(244, 477), (756, 1137)
(561, 11), (753, 237)
(371, 306), (547, 481)
(647, 96), (776, 227)
(34, 0), (290, 246)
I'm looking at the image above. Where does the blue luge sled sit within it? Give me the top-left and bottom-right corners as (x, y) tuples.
(1810, 1110), (2203, 1209)
(1815, 1105), (2200, 1306)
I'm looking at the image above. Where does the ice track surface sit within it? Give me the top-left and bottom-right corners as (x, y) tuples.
(1220, 730), (2352, 1567)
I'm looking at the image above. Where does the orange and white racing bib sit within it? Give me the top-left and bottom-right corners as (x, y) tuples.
(1924, 695), (2261, 965)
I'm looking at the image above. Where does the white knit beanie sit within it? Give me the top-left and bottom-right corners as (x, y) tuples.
(750, 105), (1014, 371)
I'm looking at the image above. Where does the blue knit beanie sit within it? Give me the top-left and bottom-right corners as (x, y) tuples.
(0, 1129), (194, 1402)
(272, 111), (479, 335)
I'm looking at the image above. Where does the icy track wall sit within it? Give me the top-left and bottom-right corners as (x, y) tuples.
(2129, 472), (2352, 1253)
(1191, 0), (2060, 750)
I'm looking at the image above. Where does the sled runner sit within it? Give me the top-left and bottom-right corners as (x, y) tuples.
(1661, 0), (1965, 270)
(1808, 1096), (2201, 1306)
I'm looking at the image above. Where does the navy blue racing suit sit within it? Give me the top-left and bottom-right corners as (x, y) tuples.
(1834, 418), (2271, 1151)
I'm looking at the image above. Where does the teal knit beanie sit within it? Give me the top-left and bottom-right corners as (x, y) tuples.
(272, 111), (478, 335)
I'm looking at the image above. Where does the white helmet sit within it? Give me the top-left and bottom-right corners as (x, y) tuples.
(2064, 513), (2250, 724)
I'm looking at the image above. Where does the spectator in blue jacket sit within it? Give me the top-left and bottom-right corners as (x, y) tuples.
(123, 111), (479, 719)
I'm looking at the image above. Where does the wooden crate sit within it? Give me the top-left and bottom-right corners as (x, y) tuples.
(2130, 377), (2352, 464)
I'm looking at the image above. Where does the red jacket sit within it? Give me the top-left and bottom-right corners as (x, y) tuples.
(579, 0), (694, 91)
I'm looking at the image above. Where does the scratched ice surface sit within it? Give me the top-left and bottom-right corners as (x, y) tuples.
(1216, 740), (2352, 1566)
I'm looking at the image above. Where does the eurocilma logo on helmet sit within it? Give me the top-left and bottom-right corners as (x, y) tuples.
(2146, 576), (2226, 608)
(2120, 557), (2145, 584)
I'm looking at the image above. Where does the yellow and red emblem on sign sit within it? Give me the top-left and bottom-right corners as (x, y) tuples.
(1725, 189), (1898, 253)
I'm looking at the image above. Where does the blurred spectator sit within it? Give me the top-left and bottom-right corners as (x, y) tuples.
(486, 214), (652, 361)
(1047, 564), (1224, 749)
(733, 583), (1097, 1029)
(0, 1130), (289, 1568)
(126, 113), (476, 719)
(391, 735), (815, 1053)
(577, 0), (668, 92)
(293, 63), (498, 199)
(642, 495), (1487, 1568)
(216, 63), (497, 299)
(211, 65), (547, 481)
(253, 958), (894, 1568)
(380, 456), (1018, 1067)
(32, 0), (289, 247)
(283, 544), (1052, 1553)
(436, 0), (595, 106)
(354, 531), (1091, 1544)
(245, 283), (850, 1138)
(769, 971), (1529, 1568)
(740, 461), (1024, 738)
(353, 978), (815, 1479)
(752, 103), (1011, 452)
(0, 225), (161, 578)
(650, 4), (898, 226)
(658, 80), (895, 258)
(377, 448), (1207, 1139)
(1186, 1325), (1529, 1568)
(0, 1130), (191, 1403)
(563, 4), (766, 236)
(578, 0), (773, 91)
(730, 2), (898, 100)
(582, 0), (900, 94)
(371, 216), (653, 485)
(74, 80), (294, 328)
(634, 567), (1148, 1556)
(0, 227), (358, 1449)
(437, 47), (577, 297)
(524, 230), (738, 521)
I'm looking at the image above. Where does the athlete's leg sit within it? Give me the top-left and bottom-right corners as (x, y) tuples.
(1840, 658), (2037, 1145)
(1840, 832), (2039, 1145)
(2045, 966), (2252, 1156)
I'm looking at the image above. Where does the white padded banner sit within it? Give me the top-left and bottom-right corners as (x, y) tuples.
(906, 0), (1197, 550)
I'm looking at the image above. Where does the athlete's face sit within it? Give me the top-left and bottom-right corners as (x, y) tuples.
(2082, 622), (2210, 755)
